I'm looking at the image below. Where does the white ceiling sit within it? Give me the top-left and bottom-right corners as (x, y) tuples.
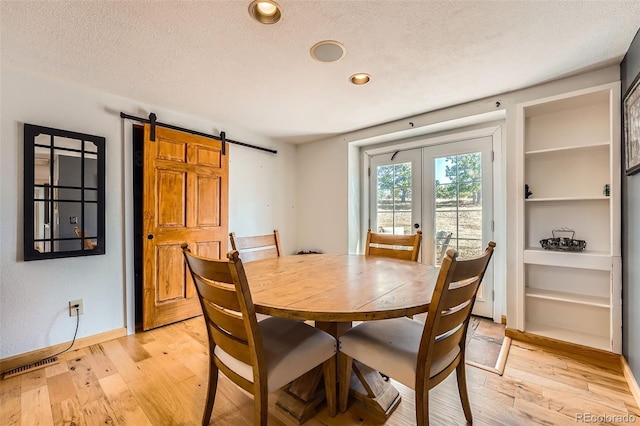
(2, 1), (640, 144)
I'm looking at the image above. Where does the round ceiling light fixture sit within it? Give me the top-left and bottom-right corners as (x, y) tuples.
(248, 0), (282, 24)
(349, 73), (371, 85)
(310, 40), (346, 63)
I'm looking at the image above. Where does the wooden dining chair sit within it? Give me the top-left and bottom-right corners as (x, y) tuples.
(229, 229), (282, 262)
(229, 229), (282, 321)
(338, 242), (496, 425)
(365, 228), (422, 261)
(435, 230), (453, 264)
(182, 246), (337, 426)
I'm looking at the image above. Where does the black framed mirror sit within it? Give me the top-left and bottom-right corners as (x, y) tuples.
(23, 124), (105, 260)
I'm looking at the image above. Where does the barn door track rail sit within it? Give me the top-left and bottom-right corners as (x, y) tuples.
(120, 112), (277, 155)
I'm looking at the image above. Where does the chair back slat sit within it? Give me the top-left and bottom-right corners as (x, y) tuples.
(201, 299), (248, 340)
(432, 324), (466, 360)
(449, 255), (494, 283)
(231, 233), (280, 251)
(442, 279), (481, 311)
(192, 276), (242, 313)
(230, 230), (282, 262)
(435, 303), (473, 336)
(208, 322), (255, 366)
(215, 358), (254, 393)
(367, 246), (417, 261)
(365, 229), (422, 262)
(416, 242), (495, 384)
(186, 254), (237, 288)
(237, 247), (280, 263)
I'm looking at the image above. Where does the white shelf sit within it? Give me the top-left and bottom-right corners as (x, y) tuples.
(525, 288), (610, 308)
(523, 248), (612, 270)
(525, 197), (609, 202)
(525, 141), (610, 156)
(524, 321), (610, 351)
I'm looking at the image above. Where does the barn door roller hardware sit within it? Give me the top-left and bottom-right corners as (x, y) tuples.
(120, 112), (277, 155)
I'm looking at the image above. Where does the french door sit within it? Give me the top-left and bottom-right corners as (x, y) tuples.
(369, 137), (494, 318)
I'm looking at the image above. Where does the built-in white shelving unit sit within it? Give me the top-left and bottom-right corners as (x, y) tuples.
(516, 83), (621, 353)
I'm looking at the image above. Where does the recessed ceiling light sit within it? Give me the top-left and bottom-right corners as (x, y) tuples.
(310, 40), (346, 63)
(350, 73), (371, 85)
(248, 0), (282, 24)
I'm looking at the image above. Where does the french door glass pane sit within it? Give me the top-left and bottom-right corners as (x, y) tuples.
(376, 162), (413, 235)
(434, 152), (483, 266)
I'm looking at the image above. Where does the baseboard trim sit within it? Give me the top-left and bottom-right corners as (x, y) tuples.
(505, 328), (621, 370)
(501, 315), (507, 325)
(0, 327), (126, 374)
(621, 356), (640, 410)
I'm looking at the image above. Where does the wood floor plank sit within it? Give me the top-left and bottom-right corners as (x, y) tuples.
(130, 357), (199, 425)
(553, 363), (629, 393)
(512, 396), (574, 425)
(46, 371), (76, 404)
(148, 324), (209, 377)
(67, 352), (106, 406)
(44, 357), (69, 378)
(0, 375), (21, 426)
(21, 385), (54, 425)
(81, 396), (121, 426)
(99, 373), (153, 426)
(51, 396), (86, 426)
(541, 385), (629, 418)
(87, 344), (118, 380)
(19, 368), (47, 393)
(116, 334), (152, 363)
(587, 381), (639, 408)
(100, 338), (144, 383)
(126, 375), (175, 425)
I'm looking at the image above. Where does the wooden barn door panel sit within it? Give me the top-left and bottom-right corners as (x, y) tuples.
(143, 125), (228, 330)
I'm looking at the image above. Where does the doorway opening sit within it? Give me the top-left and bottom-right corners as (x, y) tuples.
(367, 134), (496, 319)
(133, 125), (144, 329)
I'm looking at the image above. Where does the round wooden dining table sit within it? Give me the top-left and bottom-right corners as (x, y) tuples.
(243, 253), (440, 423)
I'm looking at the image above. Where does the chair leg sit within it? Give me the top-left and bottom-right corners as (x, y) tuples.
(415, 384), (429, 426)
(338, 352), (353, 413)
(323, 357), (337, 417)
(254, 387), (269, 426)
(202, 360), (219, 426)
(456, 362), (473, 423)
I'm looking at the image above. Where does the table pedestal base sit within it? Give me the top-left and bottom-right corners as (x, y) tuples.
(274, 320), (400, 423)
(274, 365), (326, 424)
(348, 360), (401, 420)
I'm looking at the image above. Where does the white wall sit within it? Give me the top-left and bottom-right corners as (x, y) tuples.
(296, 138), (349, 254)
(621, 29), (640, 378)
(296, 65), (621, 325)
(0, 66), (297, 359)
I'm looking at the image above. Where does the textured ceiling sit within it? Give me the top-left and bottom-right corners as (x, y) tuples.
(2, 1), (640, 144)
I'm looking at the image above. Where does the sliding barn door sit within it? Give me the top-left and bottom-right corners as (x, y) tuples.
(142, 125), (228, 330)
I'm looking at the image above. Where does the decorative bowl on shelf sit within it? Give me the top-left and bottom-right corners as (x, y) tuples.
(540, 229), (586, 252)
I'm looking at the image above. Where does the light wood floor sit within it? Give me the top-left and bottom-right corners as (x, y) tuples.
(2, 316), (638, 425)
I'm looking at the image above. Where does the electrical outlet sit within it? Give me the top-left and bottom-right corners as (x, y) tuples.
(69, 299), (84, 316)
